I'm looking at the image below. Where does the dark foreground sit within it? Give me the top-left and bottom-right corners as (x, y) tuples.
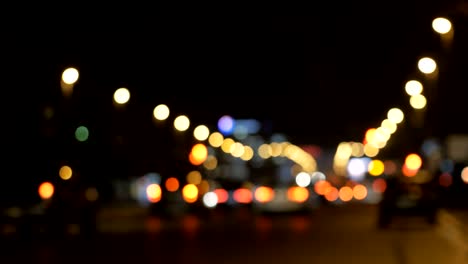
(1, 203), (468, 264)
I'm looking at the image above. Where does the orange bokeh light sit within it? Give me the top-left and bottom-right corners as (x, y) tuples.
(352, 184), (368, 200)
(189, 143), (208, 165)
(314, 180), (331, 195)
(165, 177), (179, 192)
(339, 186), (354, 202)
(214, 188), (229, 203)
(182, 184), (198, 203)
(38, 181), (54, 200)
(372, 178), (387, 193)
(233, 188), (252, 204)
(254, 186), (274, 203)
(146, 183), (162, 203)
(287, 186), (309, 203)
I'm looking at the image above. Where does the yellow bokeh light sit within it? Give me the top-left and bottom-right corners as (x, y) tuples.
(381, 119), (397, 134)
(363, 144), (379, 157)
(208, 132), (224, 148)
(405, 80), (423, 96)
(405, 153), (422, 171)
(189, 143), (208, 165)
(153, 104), (170, 121)
(230, 142), (245, 157)
(335, 142), (352, 159)
(432, 17), (452, 34)
(221, 138), (235, 153)
(409, 94), (427, 109)
(387, 108), (404, 124)
(62, 67), (79, 85)
(418, 57), (437, 74)
(113, 88), (131, 105)
(146, 183), (162, 203)
(258, 144), (272, 159)
(241, 145), (254, 161)
(287, 186), (309, 203)
(182, 184), (199, 203)
(193, 125), (210, 141)
(254, 186), (275, 203)
(174, 115), (190, 132)
(365, 128), (376, 144)
(368, 159), (385, 176)
(350, 142), (364, 157)
(59, 165), (73, 180)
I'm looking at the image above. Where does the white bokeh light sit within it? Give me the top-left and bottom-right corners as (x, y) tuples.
(202, 192), (218, 208)
(295, 172), (312, 187)
(62, 67), (79, 85)
(347, 157), (371, 181)
(418, 57), (437, 74)
(113, 88), (131, 105)
(432, 17), (452, 35)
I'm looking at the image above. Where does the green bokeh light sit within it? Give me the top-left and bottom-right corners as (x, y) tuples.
(75, 126), (89, 142)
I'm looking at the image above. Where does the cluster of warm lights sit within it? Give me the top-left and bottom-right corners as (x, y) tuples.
(58, 67), (316, 174)
(405, 80), (427, 110)
(325, 17), (458, 202)
(142, 172), (210, 204)
(53, 66), (323, 212)
(334, 16), (454, 183)
(402, 153), (423, 177)
(49, 15), (464, 211)
(38, 164), (99, 202)
(313, 180), (370, 203)
(139, 169), (333, 208)
(206, 131), (317, 173)
(207, 132), (255, 161)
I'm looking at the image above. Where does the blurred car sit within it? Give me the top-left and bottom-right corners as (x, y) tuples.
(252, 186), (320, 215)
(377, 175), (439, 228)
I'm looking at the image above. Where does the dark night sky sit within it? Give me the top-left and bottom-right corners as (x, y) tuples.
(2, 1), (468, 204)
(3, 1), (468, 163)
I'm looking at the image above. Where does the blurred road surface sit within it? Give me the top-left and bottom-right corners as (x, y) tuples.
(1, 203), (468, 264)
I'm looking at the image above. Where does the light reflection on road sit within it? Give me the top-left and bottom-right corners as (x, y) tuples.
(1, 203), (468, 264)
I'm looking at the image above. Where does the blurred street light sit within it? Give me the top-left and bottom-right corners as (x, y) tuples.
(405, 80), (423, 96)
(432, 17), (454, 50)
(113, 87), (131, 105)
(432, 17), (452, 34)
(61, 67), (79, 98)
(409, 94), (427, 110)
(193, 125), (210, 141)
(417, 57), (437, 75)
(174, 115), (190, 132)
(387, 108), (404, 124)
(59, 165), (73, 180)
(38, 181), (54, 200)
(153, 104), (170, 121)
